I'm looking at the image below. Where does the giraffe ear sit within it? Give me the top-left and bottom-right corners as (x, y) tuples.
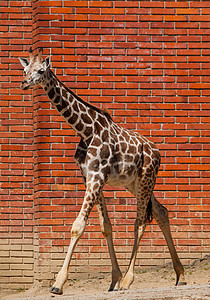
(44, 57), (51, 69)
(19, 57), (29, 68)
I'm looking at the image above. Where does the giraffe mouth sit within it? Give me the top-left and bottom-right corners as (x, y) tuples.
(20, 84), (30, 90)
(23, 86), (30, 90)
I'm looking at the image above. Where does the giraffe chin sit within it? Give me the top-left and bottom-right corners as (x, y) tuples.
(22, 85), (30, 90)
(20, 84), (30, 90)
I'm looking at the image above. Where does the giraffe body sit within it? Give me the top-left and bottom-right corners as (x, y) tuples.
(19, 48), (186, 295)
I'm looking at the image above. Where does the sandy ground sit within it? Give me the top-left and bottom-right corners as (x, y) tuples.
(1, 256), (209, 300)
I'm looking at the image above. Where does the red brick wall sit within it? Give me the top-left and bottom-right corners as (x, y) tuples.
(1, 0), (209, 292)
(0, 0), (34, 292)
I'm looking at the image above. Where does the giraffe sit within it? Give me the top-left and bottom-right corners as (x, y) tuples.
(19, 47), (186, 295)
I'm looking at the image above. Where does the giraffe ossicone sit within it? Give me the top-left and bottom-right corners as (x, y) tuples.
(19, 48), (186, 295)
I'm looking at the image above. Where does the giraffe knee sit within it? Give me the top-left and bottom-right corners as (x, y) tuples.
(101, 221), (112, 237)
(71, 218), (86, 237)
(157, 204), (169, 224)
(152, 200), (169, 225)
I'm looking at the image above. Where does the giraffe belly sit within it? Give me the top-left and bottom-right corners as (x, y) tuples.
(108, 175), (135, 187)
(108, 164), (137, 187)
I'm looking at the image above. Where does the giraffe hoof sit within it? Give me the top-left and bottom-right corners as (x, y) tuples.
(108, 287), (118, 292)
(175, 273), (187, 286)
(177, 281), (187, 286)
(50, 286), (63, 295)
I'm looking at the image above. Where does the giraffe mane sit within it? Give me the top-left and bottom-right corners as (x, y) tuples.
(50, 70), (113, 122)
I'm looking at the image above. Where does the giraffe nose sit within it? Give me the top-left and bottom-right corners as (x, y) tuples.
(20, 80), (29, 90)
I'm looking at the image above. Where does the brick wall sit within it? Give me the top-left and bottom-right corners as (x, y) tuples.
(0, 0), (209, 292)
(0, 0), (34, 293)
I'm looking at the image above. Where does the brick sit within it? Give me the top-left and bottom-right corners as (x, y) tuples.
(164, 15), (187, 22)
(101, 8), (125, 14)
(177, 8), (200, 15)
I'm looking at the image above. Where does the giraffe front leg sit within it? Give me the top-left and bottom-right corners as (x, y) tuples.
(50, 175), (102, 295)
(50, 217), (86, 295)
(96, 195), (122, 291)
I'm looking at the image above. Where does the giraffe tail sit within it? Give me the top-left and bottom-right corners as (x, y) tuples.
(146, 197), (153, 223)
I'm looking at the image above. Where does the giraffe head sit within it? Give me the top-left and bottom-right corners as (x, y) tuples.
(19, 47), (50, 90)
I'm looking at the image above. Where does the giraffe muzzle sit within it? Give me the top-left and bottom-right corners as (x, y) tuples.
(20, 81), (30, 90)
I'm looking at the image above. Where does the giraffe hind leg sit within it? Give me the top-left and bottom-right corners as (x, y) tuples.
(151, 193), (187, 286)
(120, 189), (150, 290)
(120, 219), (147, 290)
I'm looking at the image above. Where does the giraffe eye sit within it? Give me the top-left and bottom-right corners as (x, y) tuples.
(38, 69), (44, 75)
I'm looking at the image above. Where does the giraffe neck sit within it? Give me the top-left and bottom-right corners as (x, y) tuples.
(41, 69), (112, 141)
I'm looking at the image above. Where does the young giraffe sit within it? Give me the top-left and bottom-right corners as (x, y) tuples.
(19, 48), (186, 295)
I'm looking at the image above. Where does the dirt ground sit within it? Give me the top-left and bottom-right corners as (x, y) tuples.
(1, 256), (209, 300)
